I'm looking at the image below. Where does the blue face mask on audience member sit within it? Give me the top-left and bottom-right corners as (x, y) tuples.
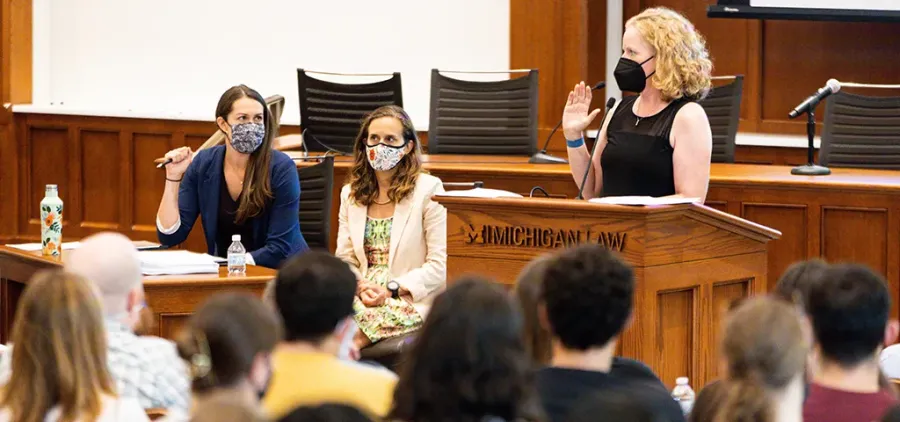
(230, 122), (265, 154)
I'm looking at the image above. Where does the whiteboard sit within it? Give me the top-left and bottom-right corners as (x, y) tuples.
(33, 0), (510, 127)
(750, 0), (900, 11)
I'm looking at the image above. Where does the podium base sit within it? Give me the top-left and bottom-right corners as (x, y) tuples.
(791, 164), (831, 176)
(528, 152), (568, 164)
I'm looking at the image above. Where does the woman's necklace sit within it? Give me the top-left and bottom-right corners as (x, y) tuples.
(372, 197), (391, 205)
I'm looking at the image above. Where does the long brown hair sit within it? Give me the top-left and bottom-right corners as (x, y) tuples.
(0, 270), (115, 422)
(347, 105), (424, 206)
(715, 297), (809, 422)
(175, 293), (281, 394)
(216, 85), (275, 224)
(514, 254), (554, 366)
(390, 277), (543, 422)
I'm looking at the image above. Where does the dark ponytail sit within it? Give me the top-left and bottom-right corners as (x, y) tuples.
(174, 293), (281, 394)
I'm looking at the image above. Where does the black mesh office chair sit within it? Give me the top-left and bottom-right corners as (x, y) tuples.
(428, 69), (539, 155)
(819, 90), (900, 170)
(297, 156), (334, 250)
(698, 75), (744, 163)
(297, 69), (404, 155)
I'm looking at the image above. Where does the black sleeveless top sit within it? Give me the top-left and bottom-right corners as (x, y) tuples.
(215, 168), (259, 258)
(599, 95), (691, 197)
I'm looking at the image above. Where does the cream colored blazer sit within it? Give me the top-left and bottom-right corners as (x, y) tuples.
(335, 173), (447, 316)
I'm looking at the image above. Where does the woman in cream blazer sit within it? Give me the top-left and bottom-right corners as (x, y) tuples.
(335, 105), (447, 347)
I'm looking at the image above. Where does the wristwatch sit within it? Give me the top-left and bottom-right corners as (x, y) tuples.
(386, 280), (400, 299)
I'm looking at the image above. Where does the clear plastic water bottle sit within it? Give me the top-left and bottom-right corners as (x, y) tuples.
(672, 376), (696, 415)
(227, 234), (246, 276)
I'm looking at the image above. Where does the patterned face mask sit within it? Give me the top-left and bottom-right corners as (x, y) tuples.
(366, 143), (407, 171)
(230, 122), (265, 154)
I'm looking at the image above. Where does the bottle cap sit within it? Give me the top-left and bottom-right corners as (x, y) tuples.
(676, 377), (689, 385)
(232, 234), (241, 241)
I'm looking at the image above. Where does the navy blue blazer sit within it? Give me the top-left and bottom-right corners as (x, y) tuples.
(157, 145), (308, 268)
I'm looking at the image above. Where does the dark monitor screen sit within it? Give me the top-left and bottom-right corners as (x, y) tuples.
(707, 0), (900, 22)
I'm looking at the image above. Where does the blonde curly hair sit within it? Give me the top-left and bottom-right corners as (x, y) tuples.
(627, 7), (713, 102)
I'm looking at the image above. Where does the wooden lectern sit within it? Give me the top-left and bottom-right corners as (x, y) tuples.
(435, 196), (781, 389)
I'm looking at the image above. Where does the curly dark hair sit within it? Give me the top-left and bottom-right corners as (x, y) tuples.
(541, 244), (634, 350)
(389, 277), (543, 422)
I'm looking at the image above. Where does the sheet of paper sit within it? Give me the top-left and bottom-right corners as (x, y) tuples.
(589, 196), (700, 206)
(7, 241), (82, 251)
(138, 250), (220, 275)
(439, 188), (523, 198)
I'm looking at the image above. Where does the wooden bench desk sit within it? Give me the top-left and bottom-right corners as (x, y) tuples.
(0, 245), (275, 343)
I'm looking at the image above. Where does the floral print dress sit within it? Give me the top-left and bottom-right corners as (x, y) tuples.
(353, 217), (424, 342)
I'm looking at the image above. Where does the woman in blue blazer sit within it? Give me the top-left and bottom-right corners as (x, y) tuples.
(156, 85), (308, 268)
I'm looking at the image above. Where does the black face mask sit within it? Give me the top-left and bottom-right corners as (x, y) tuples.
(614, 56), (655, 93)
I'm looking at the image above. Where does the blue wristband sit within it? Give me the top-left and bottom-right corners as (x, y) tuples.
(566, 137), (585, 148)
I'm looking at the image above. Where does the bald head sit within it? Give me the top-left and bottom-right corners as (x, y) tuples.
(66, 232), (143, 316)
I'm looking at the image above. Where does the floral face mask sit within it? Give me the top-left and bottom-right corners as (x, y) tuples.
(366, 142), (408, 171)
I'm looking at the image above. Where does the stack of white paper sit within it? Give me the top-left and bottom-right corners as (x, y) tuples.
(139, 250), (220, 275)
(589, 196), (700, 206)
(439, 188), (524, 199)
(7, 242), (82, 252)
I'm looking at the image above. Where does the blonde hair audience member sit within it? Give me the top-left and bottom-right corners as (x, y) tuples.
(0, 271), (148, 422)
(714, 297), (809, 422)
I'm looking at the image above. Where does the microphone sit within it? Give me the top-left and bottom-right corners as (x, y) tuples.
(576, 97), (617, 200)
(529, 81), (606, 164)
(788, 79), (841, 119)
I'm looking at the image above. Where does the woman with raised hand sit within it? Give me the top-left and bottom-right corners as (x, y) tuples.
(157, 84), (308, 268)
(564, 7), (713, 202)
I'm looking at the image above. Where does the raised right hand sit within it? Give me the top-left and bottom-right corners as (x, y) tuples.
(163, 146), (193, 179)
(562, 81), (603, 141)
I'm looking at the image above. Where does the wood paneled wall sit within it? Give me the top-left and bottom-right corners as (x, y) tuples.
(0, 0), (32, 243)
(12, 114), (224, 251)
(624, 0), (900, 133)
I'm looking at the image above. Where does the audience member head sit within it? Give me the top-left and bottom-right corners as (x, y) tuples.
(513, 254), (554, 366)
(215, 84), (275, 224)
(772, 259), (830, 311)
(568, 384), (684, 422)
(275, 251), (357, 354)
(807, 263), (898, 369)
(349, 105), (423, 206)
(624, 7), (712, 101)
(688, 380), (726, 422)
(542, 244), (634, 352)
(279, 403), (375, 422)
(715, 297), (809, 422)
(176, 293), (280, 400)
(189, 400), (266, 422)
(65, 232), (144, 326)
(0, 270), (115, 422)
(390, 277), (542, 422)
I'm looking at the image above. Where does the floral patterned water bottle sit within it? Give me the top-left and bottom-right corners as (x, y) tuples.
(40, 184), (63, 257)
